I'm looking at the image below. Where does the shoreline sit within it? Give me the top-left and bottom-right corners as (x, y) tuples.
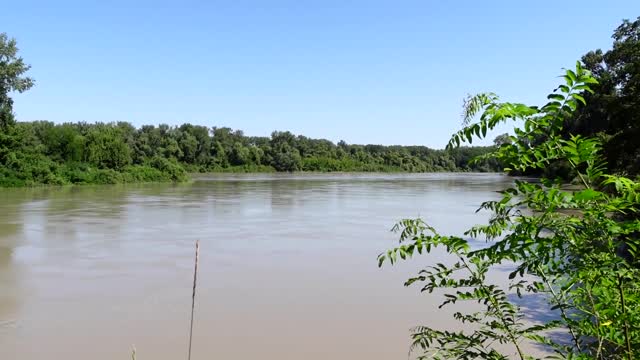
(0, 170), (504, 189)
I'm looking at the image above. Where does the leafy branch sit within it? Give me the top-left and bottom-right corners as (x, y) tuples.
(379, 63), (640, 359)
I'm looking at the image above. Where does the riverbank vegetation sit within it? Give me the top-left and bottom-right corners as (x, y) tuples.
(0, 120), (501, 188)
(0, 34), (500, 188)
(379, 18), (640, 360)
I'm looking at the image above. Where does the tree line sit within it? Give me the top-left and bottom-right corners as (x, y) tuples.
(0, 32), (502, 187)
(0, 119), (500, 187)
(4, 16), (637, 188)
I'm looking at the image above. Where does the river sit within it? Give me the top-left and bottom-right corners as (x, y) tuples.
(0, 173), (546, 359)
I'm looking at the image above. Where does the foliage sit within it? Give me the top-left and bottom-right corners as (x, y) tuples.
(86, 125), (132, 170)
(562, 17), (640, 176)
(1, 119), (502, 187)
(0, 32), (34, 176)
(379, 63), (640, 359)
(0, 32), (34, 131)
(0, 32), (500, 187)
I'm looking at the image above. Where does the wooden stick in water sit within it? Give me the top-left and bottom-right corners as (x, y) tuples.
(188, 240), (199, 360)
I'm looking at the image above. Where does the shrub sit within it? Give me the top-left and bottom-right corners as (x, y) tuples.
(149, 156), (188, 182)
(89, 169), (123, 184)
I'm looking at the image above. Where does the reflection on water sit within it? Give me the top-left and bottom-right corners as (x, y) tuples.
(0, 173), (532, 359)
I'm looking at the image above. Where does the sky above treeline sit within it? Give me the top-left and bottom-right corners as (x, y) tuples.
(3, 1), (639, 148)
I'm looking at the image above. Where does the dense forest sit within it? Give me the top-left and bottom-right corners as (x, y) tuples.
(0, 120), (500, 187)
(0, 34), (499, 187)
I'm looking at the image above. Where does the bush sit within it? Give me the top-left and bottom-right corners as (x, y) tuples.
(89, 169), (124, 184)
(58, 162), (93, 184)
(3, 151), (64, 186)
(122, 165), (169, 182)
(0, 168), (26, 187)
(149, 156), (188, 182)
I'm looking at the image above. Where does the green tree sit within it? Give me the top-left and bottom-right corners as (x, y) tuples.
(249, 145), (264, 165)
(271, 143), (302, 171)
(180, 124), (211, 165)
(0, 33), (42, 186)
(270, 131), (302, 171)
(0, 33), (34, 131)
(566, 17), (640, 174)
(211, 140), (229, 167)
(86, 125), (132, 170)
(228, 142), (249, 166)
(39, 123), (86, 162)
(178, 131), (198, 164)
(379, 63), (640, 359)
(0, 33), (34, 165)
(493, 133), (512, 146)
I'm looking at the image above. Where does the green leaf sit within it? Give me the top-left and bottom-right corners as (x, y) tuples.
(564, 74), (574, 87)
(379, 63), (640, 360)
(544, 101), (562, 111)
(573, 189), (602, 202)
(571, 93), (586, 105)
(573, 84), (594, 94)
(547, 94), (565, 101)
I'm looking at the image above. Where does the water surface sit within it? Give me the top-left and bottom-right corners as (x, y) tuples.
(0, 173), (537, 359)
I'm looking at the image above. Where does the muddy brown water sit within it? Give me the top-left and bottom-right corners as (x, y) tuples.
(0, 173), (549, 359)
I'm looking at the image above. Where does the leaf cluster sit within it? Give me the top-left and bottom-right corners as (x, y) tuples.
(380, 63), (640, 359)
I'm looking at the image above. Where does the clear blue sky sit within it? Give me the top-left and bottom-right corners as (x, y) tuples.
(3, 1), (639, 148)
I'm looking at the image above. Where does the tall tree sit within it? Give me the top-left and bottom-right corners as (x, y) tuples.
(0, 33), (35, 179)
(0, 33), (34, 130)
(570, 17), (640, 174)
